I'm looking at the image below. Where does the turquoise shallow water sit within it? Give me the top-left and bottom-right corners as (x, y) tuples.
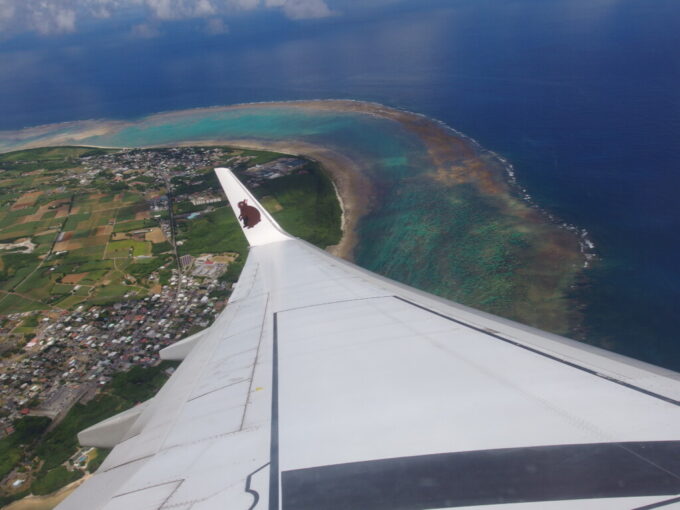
(87, 107), (430, 180)
(79, 106), (580, 330)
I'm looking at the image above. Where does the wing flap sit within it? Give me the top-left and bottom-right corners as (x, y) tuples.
(159, 330), (206, 361)
(78, 400), (151, 448)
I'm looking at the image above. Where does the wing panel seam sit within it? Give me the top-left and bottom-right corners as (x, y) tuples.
(395, 296), (680, 407)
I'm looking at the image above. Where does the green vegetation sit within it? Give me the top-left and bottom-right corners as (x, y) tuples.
(91, 284), (137, 304)
(116, 204), (147, 221)
(0, 363), (176, 504)
(0, 253), (40, 290)
(35, 362), (177, 472)
(152, 241), (173, 255)
(105, 240), (151, 258)
(177, 207), (248, 260)
(86, 448), (110, 473)
(113, 219), (155, 233)
(238, 148), (284, 165)
(252, 162), (342, 248)
(31, 466), (83, 495)
(126, 257), (168, 279)
(0, 146), (112, 172)
(110, 363), (176, 403)
(0, 293), (47, 315)
(0, 416), (51, 480)
(0, 145), (343, 316)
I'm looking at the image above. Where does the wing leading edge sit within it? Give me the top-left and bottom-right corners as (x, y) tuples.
(57, 167), (680, 510)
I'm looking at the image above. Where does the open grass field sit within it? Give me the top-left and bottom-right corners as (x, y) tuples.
(14, 270), (55, 301)
(0, 221), (44, 242)
(177, 207), (248, 259)
(56, 295), (87, 309)
(112, 219), (154, 233)
(0, 293), (47, 314)
(144, 228), (166, 243)
(105, 240), (151, 258)
(91, 284), (138, 305)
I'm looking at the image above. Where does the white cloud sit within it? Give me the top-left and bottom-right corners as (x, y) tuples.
(26, 5), (78, 34)
(205, 17), (228, 35)
(130, 22), (160, 37)
(265, 0), (333, 19)
(55, 9), (77, 32)
(0, 0), (16, 22)
(0, 0), (335, 37)
(281, 0), (332, 19)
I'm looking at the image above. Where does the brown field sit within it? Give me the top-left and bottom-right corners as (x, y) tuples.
(112, 233), (129, 241)
(18, 215), (39, 225)
(82, 235), (109, 247)
(62, 273), (88, 284)
(134, 211), (151, 220)
(212, 252), (239, 264)
(11, 191), (43, 210)
(144, 228), (166, 243)
(60, 232), (73, 241)
(54, 206), (70, 219)
(45, 199), (70, 209)
(54, 240), (82, 251)
(95, 225), (113, 236)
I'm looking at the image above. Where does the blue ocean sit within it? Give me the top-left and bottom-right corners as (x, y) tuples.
(1, 0), (679, 368)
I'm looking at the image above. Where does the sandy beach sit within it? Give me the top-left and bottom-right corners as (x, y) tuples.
(3, 476), (88, 510)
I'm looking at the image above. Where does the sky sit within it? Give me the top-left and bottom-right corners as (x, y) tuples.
(0, 0), (406, 38)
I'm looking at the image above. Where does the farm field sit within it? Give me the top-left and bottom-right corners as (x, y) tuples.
(0, 145), (341, 321)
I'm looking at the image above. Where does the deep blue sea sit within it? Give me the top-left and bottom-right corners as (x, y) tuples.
(1, 0), (679, 368)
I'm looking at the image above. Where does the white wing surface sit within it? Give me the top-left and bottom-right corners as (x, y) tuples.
(57, 168), (680, 510)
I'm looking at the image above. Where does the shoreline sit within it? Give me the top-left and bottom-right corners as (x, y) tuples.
(3, 476), (89, 510)
(0, 99), (591, 334)
(30, 139), (368, 260)
(0, 99), (596, 265)
(172, 139), (373, 261)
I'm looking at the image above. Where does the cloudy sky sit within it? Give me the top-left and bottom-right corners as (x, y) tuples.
(0, 0), (356, 38)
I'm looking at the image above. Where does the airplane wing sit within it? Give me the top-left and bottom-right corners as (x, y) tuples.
(57, 167), (680, 510)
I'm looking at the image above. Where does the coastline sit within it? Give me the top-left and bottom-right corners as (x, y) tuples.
(172, 139), (372, 261)
(0, 99), (590, 335)
(4, 476), (89, 510)
(0, 98), (596, 260)
(0, 98), (595, 262)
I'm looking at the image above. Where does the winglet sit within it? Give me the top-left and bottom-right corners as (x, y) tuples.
(215, 167), (292, 247)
